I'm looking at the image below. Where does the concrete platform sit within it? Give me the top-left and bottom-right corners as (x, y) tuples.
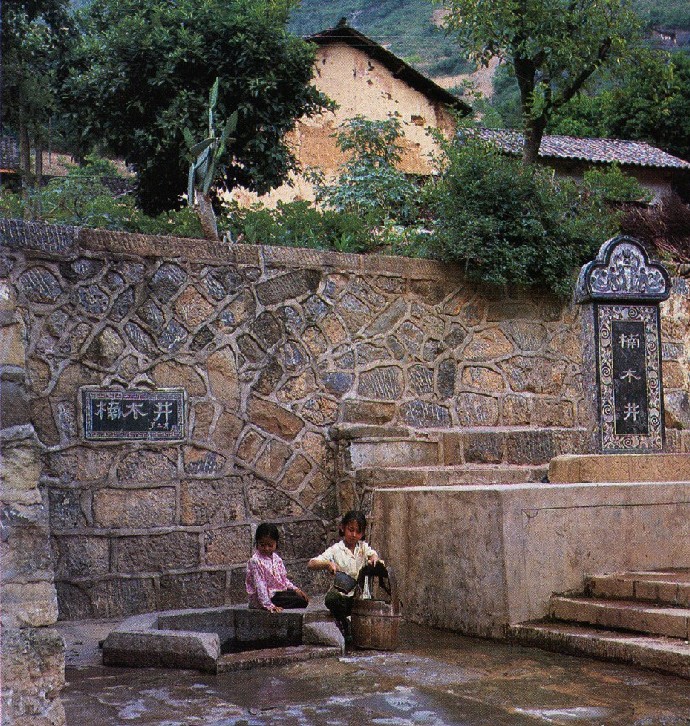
(371, 480), (690, 637)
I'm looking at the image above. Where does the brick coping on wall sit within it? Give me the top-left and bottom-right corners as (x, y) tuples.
(0, 218), (458, 280)
(4, 217), (689, 281)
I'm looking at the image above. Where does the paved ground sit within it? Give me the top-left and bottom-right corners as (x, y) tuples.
(59, 619), (690, 725)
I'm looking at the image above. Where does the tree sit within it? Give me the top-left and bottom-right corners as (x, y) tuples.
(440, 0), (641, 163)
(62, 0), (329, 214)
(548, 50), (690, 162)
(598, 51), (690, 163)
(1, 1), (73, 197)
(310, 115), (420, 226)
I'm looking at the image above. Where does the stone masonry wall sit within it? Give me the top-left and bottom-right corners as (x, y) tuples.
(3, 219), (690, 620)
(1, 278), (65, 725)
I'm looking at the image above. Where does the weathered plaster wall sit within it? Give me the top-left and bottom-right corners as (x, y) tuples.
(2, 219), (690, 620)
(1, 280), (65, 725)
(234, 40), (457, 207)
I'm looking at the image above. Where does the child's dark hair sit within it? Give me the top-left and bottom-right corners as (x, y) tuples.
(340, 510), (366, 533)
(255, 522), (280, 544)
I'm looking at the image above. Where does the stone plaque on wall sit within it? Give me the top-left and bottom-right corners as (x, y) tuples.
(576, 236), (670, 452)
(81, 387), (186, 441)
(598, 305), (663, 450)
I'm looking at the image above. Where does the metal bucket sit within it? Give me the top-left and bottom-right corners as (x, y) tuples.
(351, 565), (400, 651)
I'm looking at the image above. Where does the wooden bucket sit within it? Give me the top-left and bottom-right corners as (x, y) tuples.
(351, 565), (400, 651)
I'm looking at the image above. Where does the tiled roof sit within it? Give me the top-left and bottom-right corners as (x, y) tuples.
(0, 136), (19, 171)
(469, 128), (690, 170)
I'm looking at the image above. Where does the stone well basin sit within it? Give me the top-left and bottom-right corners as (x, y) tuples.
(102, 599), (342, 673)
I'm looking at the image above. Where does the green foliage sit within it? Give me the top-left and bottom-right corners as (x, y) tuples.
(0, 156), (205, 237)
(62, 0), (328, 214)
(548, 50), (690, 161)
(2, 1), (74, 183)
(633, 0), (690, 30)
(223, 200), (433, 256)
(600, 51), (690, 161)
(426, 135), (619, 297)
(477, 64), (522, 129)
(311, 115), (420, 225)
(183, 79), (238, 201)
(441, 0), (642, 162)
(0, 191), (25, 221)
(225, 201), (371, 253)
(583, 164), (652, 204)
(68, 153), (121, 177)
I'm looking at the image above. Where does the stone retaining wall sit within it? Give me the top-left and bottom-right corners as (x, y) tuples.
(1, 278), (65, 724)
(2, 219), (690, 619)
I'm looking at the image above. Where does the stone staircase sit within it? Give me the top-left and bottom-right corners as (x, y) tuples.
(332, 423), (587, 508)
(511, 570), (690, 679)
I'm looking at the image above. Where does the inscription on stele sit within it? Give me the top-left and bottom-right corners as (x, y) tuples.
(578, 236), (668, 453)
(81, 388), (186, 441)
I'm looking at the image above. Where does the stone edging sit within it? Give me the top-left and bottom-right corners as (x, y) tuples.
(1, 218), (459, 281)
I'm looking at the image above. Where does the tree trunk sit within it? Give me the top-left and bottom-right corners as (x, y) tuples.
(513, 55), (547, 166)
(522, 116), (547, 166)
(19, 121), (32, 216)
(34, 143), (44, 217)
(196, 192), (219, 241)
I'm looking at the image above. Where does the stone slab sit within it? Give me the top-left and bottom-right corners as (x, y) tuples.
(549, 596), (690, 639)
(549, 453), (690, 483)
(102, 629), (220, 672)
(216, 644), (341, 672)
(349, 440), (439, 469)
(101, 600), (340, 673)
(510, 621), (690, 679)
(586, 570), (690, 607)
(357, 464), (547, 488)
(371, 481), (690, 638)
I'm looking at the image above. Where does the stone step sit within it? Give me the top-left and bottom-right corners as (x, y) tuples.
(549, 454), (690, 483)
(549, 595), (690, 639)
(356, 464), (548, 488)
(510, 621), (690, 679)
(216, 644), (341, 673)
(345, 426), (587, 469)
(584, 570), (690, 608)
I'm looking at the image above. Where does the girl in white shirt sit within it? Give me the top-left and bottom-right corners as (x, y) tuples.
(308, 510), (379, 642)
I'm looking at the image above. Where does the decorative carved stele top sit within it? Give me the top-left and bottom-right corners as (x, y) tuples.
(575, 235), (670, 303)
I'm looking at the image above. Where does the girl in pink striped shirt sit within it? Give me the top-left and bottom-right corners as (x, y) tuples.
(245, 523), (309, 612)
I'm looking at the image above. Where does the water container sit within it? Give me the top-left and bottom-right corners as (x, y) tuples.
(351, 564), (400, 650)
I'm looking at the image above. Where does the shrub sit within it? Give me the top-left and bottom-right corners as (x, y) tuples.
(0, 156), (205, 238)
(224, 201), (371, 253)
(620, 192), (690, 262)
(310, 115), (420, 226)
(583, 164), (652, 204)
(425, 135), (620, 297)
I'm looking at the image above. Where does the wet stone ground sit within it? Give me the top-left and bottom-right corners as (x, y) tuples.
(61, 620), (690, 725)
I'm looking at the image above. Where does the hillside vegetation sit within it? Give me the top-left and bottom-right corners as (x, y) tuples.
(289, 0), (472, 77)
(68, 1), (690, 79)
(289, 0), (690, 78)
